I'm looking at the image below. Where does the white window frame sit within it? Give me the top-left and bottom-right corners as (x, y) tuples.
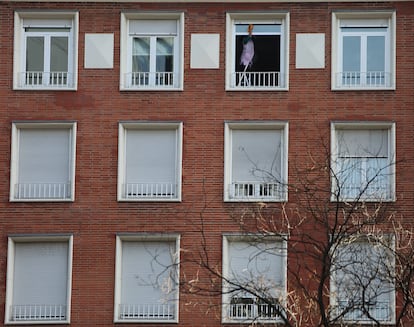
(13, 11), (79, 90)
(331, 11), (396, 90)
(10, 122), (77, 202)
(225, 12), (289, 91)
(222, 234), (287, 324)
(4, 235), (73, 325)
(114, 234), (180, 323)
(224, 121), (288, 202)
(117, 122), (183, 202)
(330, 236), (395, 325)
(120, 12), (184, 91)
(331, 122), (395, 202)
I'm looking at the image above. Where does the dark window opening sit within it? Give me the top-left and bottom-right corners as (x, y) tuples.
(235, 35), (280, 72)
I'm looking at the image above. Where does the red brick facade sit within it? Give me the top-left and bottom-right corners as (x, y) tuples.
(0, 1), (413, 326)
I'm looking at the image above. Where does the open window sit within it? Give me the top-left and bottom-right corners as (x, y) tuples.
(332, 11), (396, 90)
(10, 122), (77, 202)
(331, 122), (395, 202)
(13, 11), (78, 90)
(330, 236), (395, 324)
(120, 12), (184, 90)
(222, 235), (287, 323)
(224, 122), (288, 202)
(5, 235), (73, 324)
(114, 234), (180, 323)
(118, 122), (182, 201)
(226, 12), (289, 90)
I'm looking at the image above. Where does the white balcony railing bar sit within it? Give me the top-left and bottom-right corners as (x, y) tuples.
(11, 304), (66, 321)
(336, 71), (392, 88)
(125, 183), (177, 199)
(127, 72), (175, 88)
(20, 71), (72, 88)
(15, 182), (71, 200)
(337, 301), (390, 321)
(119, 303), (175, 320)
(232, 71), (283, 89)
(229, 300), (282, 320)
(230, 182), (285, 200)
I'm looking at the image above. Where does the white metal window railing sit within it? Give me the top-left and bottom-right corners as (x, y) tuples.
(232, 71), (283, 89)
(11, 304), (66, 321)
(15, 183), (71, 200)
(119, 303), (175, 320)
(126, 72), (175, 88)
(20, 71), (72, 88)
(337, 71), (392, 88)
(337, 301), (390, 322)
(229, 298), (282, 320)
(230, 182), (285, 200)
(125, 183), (177, 199)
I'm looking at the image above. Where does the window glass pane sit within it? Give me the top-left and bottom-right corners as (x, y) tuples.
(342, 36), (361, 72)
(232, 130), (282, 182)
(26, 36), (44, 71)
(18, 129), (71, 184)
(132, 37), (150, 72)
(156, 37), (173, 72)
(13, 242), (68, 307)
(367, 36), (385, 72)
(50, 37), (68, 72)
(125, 129), (176, 184)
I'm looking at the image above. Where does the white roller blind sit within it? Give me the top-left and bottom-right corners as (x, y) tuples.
(13, 242), (68, 306)
(18, 129), (71, 184)
(121, 241), (176, 305)
(337, 129), (388, 158)
(228, 241), (283, 292)
(23, 18), (73, 28)
(125, 129), (176, 184)
(129, 20), (177, 35)
(232, 130), (282, 182)
(340, 18), (388, 28)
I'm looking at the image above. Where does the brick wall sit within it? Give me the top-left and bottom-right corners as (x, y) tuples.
(0, 1), (413, 326)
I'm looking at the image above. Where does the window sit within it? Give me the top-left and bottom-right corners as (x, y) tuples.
(114, 234), (180, 323)
(13, 11), (79, 90)
(118, 122), (182, 201)
(5, 235), (73, 324)
(331, 122), (395, 201)
(222, 235), (287, 323)
(332, 11), (396, 90)
(226, 12), (289, 90)
(224, 122), (288, 201)
(330, 237), (395, 324)
(120, 12), (184, 90)
(10, 122), (77, 202)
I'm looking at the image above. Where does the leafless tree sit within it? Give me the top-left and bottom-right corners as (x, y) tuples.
(178, 134), (414, 327)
